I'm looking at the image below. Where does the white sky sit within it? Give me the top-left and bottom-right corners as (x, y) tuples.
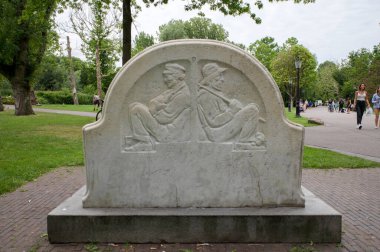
(59, 0), (380, 65)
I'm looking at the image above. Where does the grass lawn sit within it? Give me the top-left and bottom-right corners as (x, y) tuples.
(0, 110), (93, 195)
(303, 146), (380, 168)
(34, 104), (96, 112)
(284, 109), (318, 127)
(0, 108), (379, 195)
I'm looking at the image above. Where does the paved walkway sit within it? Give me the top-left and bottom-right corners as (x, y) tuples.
(303, 106), (380, 162)
(1, 166), (379, 252)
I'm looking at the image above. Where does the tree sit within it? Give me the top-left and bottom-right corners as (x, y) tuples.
(158, 17), (229, 42)
(158, 20), (187, 42)
(270, 40), (317, 103)
(69, 0), (121, 99)
(0, 0), (59, 115)
(248, 36), (279, 71)
(121, 0), (315, 64)
(315, 61), (339, 101)
(336, 47), (375, 98)
(132, 32), (155, 57)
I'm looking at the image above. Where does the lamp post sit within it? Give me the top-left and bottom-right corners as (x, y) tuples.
(288, 79), (292, 112)
(295, 58), (302, 117)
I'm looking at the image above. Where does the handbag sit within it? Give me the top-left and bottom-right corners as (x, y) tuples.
(365, 107), (373, 116)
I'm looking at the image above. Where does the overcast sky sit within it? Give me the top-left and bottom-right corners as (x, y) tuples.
(61, 0), (380, 65)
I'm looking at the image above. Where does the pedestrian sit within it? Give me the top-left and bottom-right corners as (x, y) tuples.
(372, 86), (380, 129)
(353, 83), (370, 129)
(338, 98), (344, 113)
(346, 96), (352, 114)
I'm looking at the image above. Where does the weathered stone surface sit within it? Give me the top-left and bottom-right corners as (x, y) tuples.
(48, 187), (341, 243)
(82, 40), (305, 208)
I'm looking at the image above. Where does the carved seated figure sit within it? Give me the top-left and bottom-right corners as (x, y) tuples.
(125, 63), (191, 151)
(197, 63), (265, 150)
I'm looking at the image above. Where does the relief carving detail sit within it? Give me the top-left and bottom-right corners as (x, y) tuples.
(197, 63), (266, 150)
(124, 62), (265, 152)
(124, 63), (191, 151)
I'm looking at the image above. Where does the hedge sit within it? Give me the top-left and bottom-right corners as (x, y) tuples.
(36, 91), (93, 105)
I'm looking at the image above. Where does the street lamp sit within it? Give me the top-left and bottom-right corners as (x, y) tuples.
(288, 79), (293, 112)
(295, 58), (302, 117)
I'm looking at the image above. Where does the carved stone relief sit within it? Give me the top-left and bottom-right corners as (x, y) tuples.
(123, 62), (266, 152)
(197, 63), (266, 151)
(124, 63), (191, 151)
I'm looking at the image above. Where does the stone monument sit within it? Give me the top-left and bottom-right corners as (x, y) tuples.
(48, 40), (341, 243)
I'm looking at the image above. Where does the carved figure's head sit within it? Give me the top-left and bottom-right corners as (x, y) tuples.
(163, 63), (186, 88)
(200, 63), (227, 91)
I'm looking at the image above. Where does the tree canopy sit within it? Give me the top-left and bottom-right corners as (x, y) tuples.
(158, 17), (229, 42)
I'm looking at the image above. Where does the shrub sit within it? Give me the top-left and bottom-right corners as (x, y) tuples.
(2, 95), (15, 104)
(36, 90), (73, 104)
(35, 90), (93, 105)
(77, 93), (93, 105)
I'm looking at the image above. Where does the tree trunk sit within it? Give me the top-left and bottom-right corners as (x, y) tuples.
(122, 0), (132, 64)
(0, 96), (4, 112)
(95, 44), (102, 98)
(12, 35), (34, 116)
(67, 36), (79, 105)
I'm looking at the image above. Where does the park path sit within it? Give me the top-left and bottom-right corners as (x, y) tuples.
(302, 106), (380, 162)
(1, 166), (379, 251)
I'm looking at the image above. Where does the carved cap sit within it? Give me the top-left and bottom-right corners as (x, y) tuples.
(202, 63), (227, 77)
(163, 63), (186, 75)
(200, 63), (227, 86)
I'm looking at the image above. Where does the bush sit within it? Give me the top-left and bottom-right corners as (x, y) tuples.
(35, 90), (93, 105)
(2, 95), (15, 105)
(77, 93), (93, 105)
(36, 90), (73, 104)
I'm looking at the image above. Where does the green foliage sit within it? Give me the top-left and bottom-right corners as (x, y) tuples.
(0, 75), (12, 96)
(334, 44), (380, 98)
(132, 32), (155, 57)
(35, 90), (93, 104)
(159, 17), (229, 42)
(0, 110), (93, 195)
(159, 19), (187, 41)
(184, 17), (229, 40)
(271, 40), (317, 101)
(248, 36), (279, 71)
(77, 93), (94, 104)
(2, 96), (15, 105)
(315, 61), (339, 101)
(32, 55), (71, 91)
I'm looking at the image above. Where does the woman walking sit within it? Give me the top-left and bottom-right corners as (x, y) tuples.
(372, 86), (380, 129)
(353, 83), (370, 129)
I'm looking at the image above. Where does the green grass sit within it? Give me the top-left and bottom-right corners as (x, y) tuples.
(303, 146), (380, 168)
(0, 110), (93, 195)
(34, 104), (96, 112)
(284, 109), (318, 127)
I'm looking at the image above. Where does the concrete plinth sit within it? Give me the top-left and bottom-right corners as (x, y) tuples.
(48, 187), (341, 243)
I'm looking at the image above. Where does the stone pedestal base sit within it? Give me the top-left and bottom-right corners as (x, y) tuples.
(48, 187), (341, 243)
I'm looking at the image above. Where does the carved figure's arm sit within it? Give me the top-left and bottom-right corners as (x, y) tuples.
(154, 91), (190, 124)
(198, 93), (234, 128)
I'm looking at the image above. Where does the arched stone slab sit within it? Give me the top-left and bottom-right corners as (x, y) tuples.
(82, 40), (305, 208)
